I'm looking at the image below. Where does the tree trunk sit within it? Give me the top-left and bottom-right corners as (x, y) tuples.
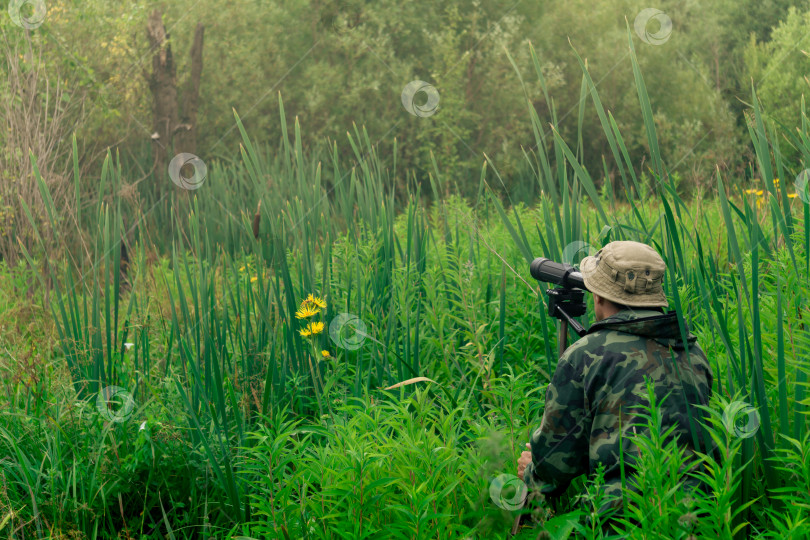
(146, 9), (178, 198)
(146, 11), (205, 198)
(175, 23), (204, 155)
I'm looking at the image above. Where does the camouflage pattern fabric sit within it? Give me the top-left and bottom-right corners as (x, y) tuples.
(522, 308), (713, 514)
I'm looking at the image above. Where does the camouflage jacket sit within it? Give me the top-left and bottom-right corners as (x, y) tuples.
(522, 308), (713, 506)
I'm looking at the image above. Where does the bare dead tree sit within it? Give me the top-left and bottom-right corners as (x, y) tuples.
(175, 23), (204, 155)
(144, 10), (204, 198)
(145, 9), (177, 198)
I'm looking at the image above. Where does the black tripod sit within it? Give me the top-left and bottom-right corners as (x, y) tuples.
(545, 286), (588, 355)
(510, 286), (588, 535)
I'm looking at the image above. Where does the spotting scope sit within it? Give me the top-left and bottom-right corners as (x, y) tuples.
(529, 257), (587, 290)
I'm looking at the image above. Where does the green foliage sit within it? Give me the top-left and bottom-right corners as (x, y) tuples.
(5, 27), (810, 539)
(11, 0), (806, 198)
(245, 392), (484, 538)
(744, 5), (810, 138)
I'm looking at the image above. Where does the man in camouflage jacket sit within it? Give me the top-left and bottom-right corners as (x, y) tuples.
(516, 241), (713, 529)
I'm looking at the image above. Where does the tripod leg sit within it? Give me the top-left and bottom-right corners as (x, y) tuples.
(558, 320), (569, 358)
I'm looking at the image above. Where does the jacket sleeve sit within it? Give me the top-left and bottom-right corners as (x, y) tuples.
(523, 347), (590, 497)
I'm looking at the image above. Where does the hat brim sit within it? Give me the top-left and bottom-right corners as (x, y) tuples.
(580, 255), (669, 308)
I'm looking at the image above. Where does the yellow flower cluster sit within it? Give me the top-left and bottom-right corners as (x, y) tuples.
(237, 263), (263, 283)
(306, 294), (327, 309)
(297, 294), (327, 337)
(296, 305), (320, 319)
(744, 178), (799, 210)
(300, 321), (325, 337)
(771, 177), (800, 197)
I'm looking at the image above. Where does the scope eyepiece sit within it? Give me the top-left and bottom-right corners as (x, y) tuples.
(530, 257), (587, 290)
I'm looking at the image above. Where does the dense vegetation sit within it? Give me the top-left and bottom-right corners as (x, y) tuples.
(3, 1), (810, 539)
(4, 0), (810, 254)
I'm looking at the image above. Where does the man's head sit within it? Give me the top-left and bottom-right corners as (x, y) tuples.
(580, 241), (668, 320)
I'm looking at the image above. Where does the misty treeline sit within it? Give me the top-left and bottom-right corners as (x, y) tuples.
(1, 0), (808, 221)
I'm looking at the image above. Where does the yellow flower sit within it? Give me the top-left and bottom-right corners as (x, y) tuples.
(239, 266), (245, 272)
(299, 322), (324, 337)
(321, 350), (331, 358)
(295, 305), (320, 319)
(309, 321), (325, 335)
(250, 276), (258, 283)
(788, 193), (798, 199)
(305, 294), (327, 309)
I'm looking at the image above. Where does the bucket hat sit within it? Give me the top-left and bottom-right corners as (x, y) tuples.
(579, 241), (668, 308)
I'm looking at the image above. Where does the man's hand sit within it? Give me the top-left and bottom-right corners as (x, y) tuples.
(517, 442), (532, 479)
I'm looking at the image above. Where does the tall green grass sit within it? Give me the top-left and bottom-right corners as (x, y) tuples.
(4, 34), (810, 538)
